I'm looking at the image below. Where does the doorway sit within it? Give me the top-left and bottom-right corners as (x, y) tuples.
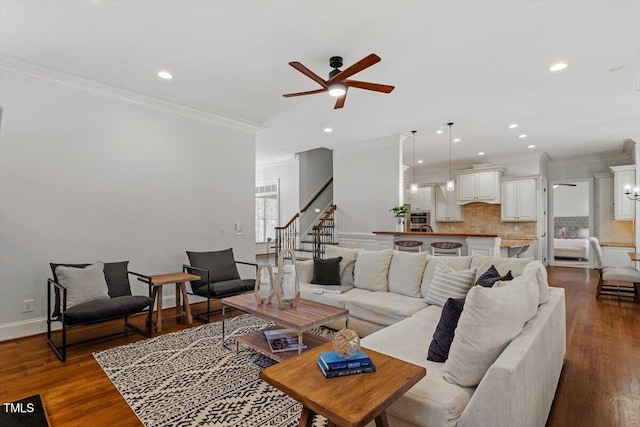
(550, 180), (592, 268)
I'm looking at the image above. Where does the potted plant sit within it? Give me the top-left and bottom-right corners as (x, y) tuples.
(390, 204), (410, 232)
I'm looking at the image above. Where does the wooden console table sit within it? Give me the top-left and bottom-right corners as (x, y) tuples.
(138, 272), (199, 332)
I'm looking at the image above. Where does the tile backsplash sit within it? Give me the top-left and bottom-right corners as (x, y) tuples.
(437, 203), (537, 238)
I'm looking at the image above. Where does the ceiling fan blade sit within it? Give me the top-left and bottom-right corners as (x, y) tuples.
(282, 88), (327, 97)
(289, 62), (328, 88)
(327, 53), (381, 84)
(344, 80), (395, 93)
(334, 88), (348, 109)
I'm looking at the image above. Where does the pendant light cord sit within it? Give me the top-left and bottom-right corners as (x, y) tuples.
(412, 130), (417, 184)
(447, 122), (454, 180)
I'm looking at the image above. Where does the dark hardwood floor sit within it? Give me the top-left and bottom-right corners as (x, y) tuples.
(0, 267), (638, 426)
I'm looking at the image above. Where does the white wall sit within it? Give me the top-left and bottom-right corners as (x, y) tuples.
(298, 148), (332, 206)
(255, 156), (300, 225)
(553, 181), (590, 217)
(0, 73), (256, 339)
(334, 135), (402, 234)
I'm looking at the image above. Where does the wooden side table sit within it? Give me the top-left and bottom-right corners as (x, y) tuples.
(138, 272), (199, 332)
(259, 342), (426, 427)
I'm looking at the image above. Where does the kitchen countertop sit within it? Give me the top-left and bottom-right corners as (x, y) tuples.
(500, 239), (534, 248)
(600, 241), (635, 247)
(373, 231), (499, 238)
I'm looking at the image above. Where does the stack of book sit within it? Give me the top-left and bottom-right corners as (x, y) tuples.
(316, 349), (376, 378)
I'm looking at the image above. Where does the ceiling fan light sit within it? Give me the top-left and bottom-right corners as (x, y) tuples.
(328, 83), (346, 97)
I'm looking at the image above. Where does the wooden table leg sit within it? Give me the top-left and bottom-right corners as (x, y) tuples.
(375, 411), (390, 427)
(179, 282), (193, 324)
(155, 286), (163, 332)
(175, 283), (182, 321)
(298, 407), (315, 427)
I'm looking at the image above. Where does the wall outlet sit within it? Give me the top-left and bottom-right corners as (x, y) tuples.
(23, 299), (34, 313)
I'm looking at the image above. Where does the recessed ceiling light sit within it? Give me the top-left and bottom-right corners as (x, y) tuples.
(528, 145), (536, 149)
(478, 152), (485, 156)
(549, 62), (567, 72)
(453, 138), (461, 142)
(508, 123), (518, 129)
(436, 130), (443, 134)
(417, 160), (423, 164)
(519, 134), (527, 138)
(157, 71), (173, 79)
(323, 128), (333, 133)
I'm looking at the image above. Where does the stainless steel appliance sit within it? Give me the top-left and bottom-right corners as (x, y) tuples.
(409, 211), (431, 231)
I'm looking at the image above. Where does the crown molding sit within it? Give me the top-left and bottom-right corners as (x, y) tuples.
(548, 148), (633, 167)
(256, 153), (298, 169)
(0, 54), (265, 133)
(333, 133), (402, 155)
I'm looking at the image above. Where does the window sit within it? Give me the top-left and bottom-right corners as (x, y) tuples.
(256, 182), (279, 243)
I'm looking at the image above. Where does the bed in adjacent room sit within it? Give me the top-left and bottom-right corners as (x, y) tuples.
(554, 216), (590, 261)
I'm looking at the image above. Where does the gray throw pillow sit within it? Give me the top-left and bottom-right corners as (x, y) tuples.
(340, 260), (356, 288)
(54, 262), (110, 309)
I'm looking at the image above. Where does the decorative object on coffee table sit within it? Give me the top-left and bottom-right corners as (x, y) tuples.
(332, 328), (361, 359)
(276, 248), (300, 309)
(255, 264), (275, 304)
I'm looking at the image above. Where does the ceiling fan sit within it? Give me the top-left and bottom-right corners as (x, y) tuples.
(283, 54), (395, 109)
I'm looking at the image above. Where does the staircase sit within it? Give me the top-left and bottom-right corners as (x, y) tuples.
(274, 178), (337, 265)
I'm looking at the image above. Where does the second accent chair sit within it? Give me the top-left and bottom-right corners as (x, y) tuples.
(184, 248), (257, 322)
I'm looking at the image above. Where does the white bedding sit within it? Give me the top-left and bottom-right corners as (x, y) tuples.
(554, 238), (589, 259)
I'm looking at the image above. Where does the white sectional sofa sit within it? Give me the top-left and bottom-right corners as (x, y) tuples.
(296, 247), (566, 427)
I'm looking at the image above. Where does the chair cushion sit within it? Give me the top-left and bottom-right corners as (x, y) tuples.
(193, 278), (254, 298)
(55, 262), (110, 309)
(186, 249), (241, 291)
(602, 267), (640, 282)
(50, 261), (131, 316)
(64, 295), (152, 325)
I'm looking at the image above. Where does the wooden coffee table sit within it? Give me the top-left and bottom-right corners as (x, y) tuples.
(221, 293), (349, 361)
(259, 341), (426, 427)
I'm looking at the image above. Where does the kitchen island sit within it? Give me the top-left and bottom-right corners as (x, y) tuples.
(372, 231), (501, 256)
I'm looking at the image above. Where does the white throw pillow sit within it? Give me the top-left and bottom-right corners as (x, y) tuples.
(388, 251), (429, 298)
(325, 246), (359, 275)
(55, 262), (110, 309)
(354, 249), (394, 291)
(521, 260), (550, 304)
(470, 255), (534, 281)
(424, 262), (476, 306)
(494, 274), (540, 321)
(420, 256), (472, 297)
(443, 283), (531, 386)
(295, 260), (314, 284)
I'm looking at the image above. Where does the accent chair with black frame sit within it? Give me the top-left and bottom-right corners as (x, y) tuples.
(184, 248), (257, 322)
(47, 261), (153, 362)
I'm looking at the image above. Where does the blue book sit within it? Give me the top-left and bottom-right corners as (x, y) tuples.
(319, 350), (372, 370)
(317, 359), (376, 378)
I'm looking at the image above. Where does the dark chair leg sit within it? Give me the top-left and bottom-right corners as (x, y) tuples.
(596, 270), (603, 298)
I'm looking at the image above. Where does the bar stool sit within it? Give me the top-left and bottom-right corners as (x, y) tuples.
(430, 242), (463, 256)
(394, 240), (424, 252)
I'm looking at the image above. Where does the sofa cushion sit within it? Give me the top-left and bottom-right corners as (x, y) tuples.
(311, 257), (342, 285)
(64, 295), (152, 325)
(361, 315), (475, 427)
(299, 282), (370, 308)
(425, 263), (476, 306)
(470, 255), (534, 281)
(420, 256), (472, 297)
(388, 251), (428, 298)
(475, 265), (513, 288)
(345, 292), (426, 327)
(186, 248), (240, 291)
(325, 246), (359, 275)
(354, 249), (394, 291)
(54, 262), (110, 309)
(295, 260), (314, 283)
(522, 260), (550, 304)
(494, 274), (540, 321)
(428, 298), (466, 362)
(443, 282), (531, 387)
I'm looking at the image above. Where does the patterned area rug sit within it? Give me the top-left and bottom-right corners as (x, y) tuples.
(94, 315), (330, 427)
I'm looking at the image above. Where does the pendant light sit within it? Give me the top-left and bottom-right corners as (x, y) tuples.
(446, 122), (455, 192)
(410, 130), (418, 194)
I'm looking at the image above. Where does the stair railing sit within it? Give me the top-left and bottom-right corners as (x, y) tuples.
(274, 177), (333, 265)
(313, 204), (337, 259)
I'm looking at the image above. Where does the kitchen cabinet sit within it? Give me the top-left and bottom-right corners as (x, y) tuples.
(407, 186), (432, 211)
(435, 185), (463, 222)
(603, 246), (635, 268)
(501, 177), (537, 221)
(457, 169), (503, 204)
(610, 165), (636, 220)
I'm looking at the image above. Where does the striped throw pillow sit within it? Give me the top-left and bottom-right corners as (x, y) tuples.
(425, 262), (477, 306)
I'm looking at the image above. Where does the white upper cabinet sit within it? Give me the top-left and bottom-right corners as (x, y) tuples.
(611, 165), (636, 221)
(435, 185), (463, 222)
(501, 177), (537, 221)
(407, 186), (432, 211)
(457, 169), (503, 204)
